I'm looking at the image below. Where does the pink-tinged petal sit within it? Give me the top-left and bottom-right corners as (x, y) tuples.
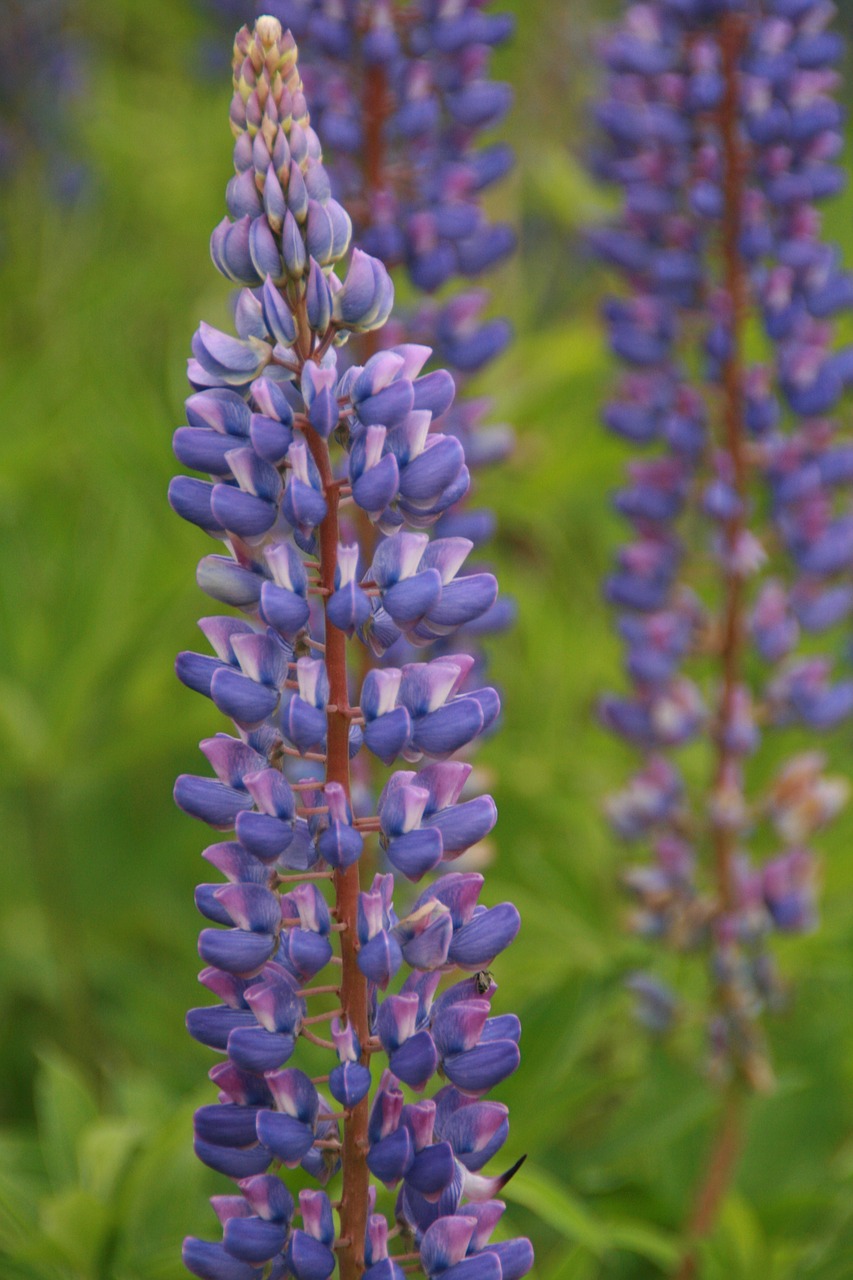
(420, 1216), (477, 1275)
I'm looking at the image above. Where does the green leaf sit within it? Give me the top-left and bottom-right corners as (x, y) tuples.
(34, 1052), (98, 1190)
(606, 1219), (679, 1268)
(78, 1119), (144, 1202)
(504, 1164), (608, 1256)
(504, 1164), (679, 1267)
(525, 145), (616, 229)
(112, 1097), (212, 1278)
(35, 1187), (111, 1276)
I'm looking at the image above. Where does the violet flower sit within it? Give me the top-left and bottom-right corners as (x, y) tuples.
(173, 20), (532, 1280)
(595, 0), (852, 1090)
(197, 0), (518, 676)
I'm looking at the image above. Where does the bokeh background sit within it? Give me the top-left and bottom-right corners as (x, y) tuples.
(3, 1), (853, 1277)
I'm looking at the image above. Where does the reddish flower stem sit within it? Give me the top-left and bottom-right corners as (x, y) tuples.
(672, 1087), (743, 1280)
(710, 11), (749, 913)
(674, 17), (751, 1276)
(363, 62), (387, 204)
(303, 421), (371, 1280)
(349, 53), (392, 894)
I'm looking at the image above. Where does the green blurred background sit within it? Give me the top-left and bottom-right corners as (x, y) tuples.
(2, 1), (853, 1277)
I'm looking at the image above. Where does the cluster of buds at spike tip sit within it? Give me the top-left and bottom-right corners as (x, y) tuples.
(198, 0), (518, 674)
(264, 0), (518, 517)
(218, 0), (515, 295)
(174, 20), (532, 1280)
(594, 0), (853, 1087)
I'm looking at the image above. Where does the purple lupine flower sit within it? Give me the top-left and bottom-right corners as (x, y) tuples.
(595, 0), (852, 1089)
(175, 19), (531, 1280)
(196, 0), (517, 684)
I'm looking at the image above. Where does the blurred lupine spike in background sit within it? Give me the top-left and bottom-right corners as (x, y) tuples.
(171, 17), (532, 1280)
(595, 0), (853, 1266)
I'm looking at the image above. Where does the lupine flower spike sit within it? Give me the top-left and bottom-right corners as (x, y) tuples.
(595, 0), (853, 1267)
(199, 0), (518, 681)
(173, 19), (532, 1280)
(597, 0), (853, 1089)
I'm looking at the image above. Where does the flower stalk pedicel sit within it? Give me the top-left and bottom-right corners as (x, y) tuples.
(173, 19), (531, 1280)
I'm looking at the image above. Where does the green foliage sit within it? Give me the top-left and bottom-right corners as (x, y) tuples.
(2, 0), (853, 1276)
(0, 1053), (216, 1279)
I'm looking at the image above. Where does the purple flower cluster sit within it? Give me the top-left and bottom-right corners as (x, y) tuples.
(174, 20), (531, 1280)
(253, 1), (514, 295)
(0, 0), (87, 201)
(197, 0), (517, 675)
(594, 0), (852, 1084)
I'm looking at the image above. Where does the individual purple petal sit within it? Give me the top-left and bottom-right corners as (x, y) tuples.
(210, 667), (279, 727)
(244, 975), (302, 1034)
(420, 1216), (477, 1275)
(212, 883), (283, 933)
(201, 841), (268, 885)
(485, 1240), (534, 1280)
(193, 1137), (272, 1179)
(198, 928), (277, 977)
(250, 217), (285, 281)
(352, 451), (401, 515)
(448, 903), (521, 968)
(169, 477), (225, 533)
(260, 583), (311, 637)
(227, 1027), (296, 1074)
(329, 1061), (372, 1107)
(364, 707), (412, 764)
(262, 277), (297, 346)
(235, 812), (294, 862)
(426, 574), (498, 631)
(182, 1238), (260, 1280)
(432, 999), (490, 1057)
(286, 1231), (335, 1280)
(399, 436), (465, 504)
(440, 1256), (502, 1280)
(413, 698), (485, 757)
(317, 821), (364, 868)
(194, 1104), (263, 1148)
(175, 775), (254, 829)
(327, 582), (372, 634)
(358, 931), (404, 988)
(210, 1195), (251, 1226)
(197, 556), (264, 608)
(364, 1261), (405, 1280)
(443, 1040), (520, 1095)
(400, 911), (453, 971)
(384, 570), (444, 629)
(210, 1062), (274, 1108)
(357, 379), (416, 428)
(386, 827), (445, 881)
(438, 1098), (509, 1172)
(238, 1174), (295, 1224)
(425, 796), (497, 856)
(405, 1140), (456, 1197)
(281, 697), (327, 753)
(173, 428), (240, 475)
(255, 1111), (315, 1167)
(186, 1006), (257, 1051)
(278, 929), (333, 979)
(367, 1125), (414, 1186)
(223, 1216), (287, 1264)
